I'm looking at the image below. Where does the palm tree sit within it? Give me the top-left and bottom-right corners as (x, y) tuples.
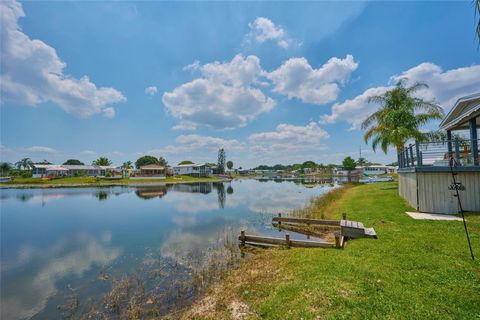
(476, 0), (480, 44)
(121, 161), (133, 169)
(92, 157), (112, 166)
(15, 158), (33, 170)
(362, 79), (444, 154)
(0, 162), (13, 176)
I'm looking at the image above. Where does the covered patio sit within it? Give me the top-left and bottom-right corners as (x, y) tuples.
(397, 93), (480, 214)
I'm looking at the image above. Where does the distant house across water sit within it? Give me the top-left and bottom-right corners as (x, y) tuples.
(130, 165), (166, 180)
(31, 164), (109, 177)
(173, 163), (212, 177)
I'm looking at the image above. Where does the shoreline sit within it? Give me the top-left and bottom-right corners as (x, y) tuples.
(179, 181), (480, 319)
(0, 177), (231, 189)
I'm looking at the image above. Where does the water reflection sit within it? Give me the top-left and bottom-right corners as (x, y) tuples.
(1, 232), (120, 320)
(135, 186), (168, 199)
(1, 179), (337, 319)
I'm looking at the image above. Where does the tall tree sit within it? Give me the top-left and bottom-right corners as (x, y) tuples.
(226, 160), (233, 170)
(135, 155), (159, 169)
(357, 157), (368, 166)
(15, 158), (33, 170)
(93, 157), (112, 166)
(217, 148), (226, 174)
(158, 157), (168, 167)
(302, 160), (316, 168)
(362, 79), (443, 154)
(342, 156), (357, 171)
(0, 162), (13, 175)
(63, 159), (84, 165)
(121, 161), (133, 169)
(178, 160), (194, 165)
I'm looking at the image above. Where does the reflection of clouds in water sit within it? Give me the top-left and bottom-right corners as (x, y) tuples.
(163, 190), (243, 228)
(1, 232), (120, 320)
(230, 181), (336, 214)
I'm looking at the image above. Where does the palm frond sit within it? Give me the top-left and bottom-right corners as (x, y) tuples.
(363, 126), (377, 144)
(406, 81), (429, 94)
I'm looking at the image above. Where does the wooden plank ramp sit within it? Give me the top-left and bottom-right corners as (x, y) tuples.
(272, 215), (340, 226)
(239, 231), (338, 249)
(272, 214), (377, 240)
(340, 219), (377, 239)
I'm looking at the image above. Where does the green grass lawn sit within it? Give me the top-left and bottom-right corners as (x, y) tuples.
(184, 181), (480, 320)
(0, 175), (220, 186)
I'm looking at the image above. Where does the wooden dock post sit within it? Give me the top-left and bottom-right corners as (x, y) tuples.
(240, 230), (246, 246)
(285, 234), (290, 249)
(335, 231), (341, 248)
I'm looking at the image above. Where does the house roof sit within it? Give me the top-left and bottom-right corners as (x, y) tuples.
(32, 164), (57, 169)
(140, 165), (165, 170)
(61, 165), (102, 170)
(439, 93), (480, 131)
(46, 166), (68, 171)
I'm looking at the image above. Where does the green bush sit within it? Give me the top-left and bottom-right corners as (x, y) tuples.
(20, 170), (32, 178)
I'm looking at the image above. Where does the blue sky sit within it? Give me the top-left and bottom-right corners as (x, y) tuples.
(1, 0), (479, 168)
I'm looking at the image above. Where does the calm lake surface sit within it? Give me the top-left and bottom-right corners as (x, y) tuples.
(1, 179), (338, 319)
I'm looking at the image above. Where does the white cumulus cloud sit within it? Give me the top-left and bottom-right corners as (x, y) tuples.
(267, 55), (359, 105)
(162, 54), (275, 130)
(144, 86), (158, 96)
(391, 62), (480, 109)
(0, 0), (126, 118)
(149, 134), (246, 155)
(249, 122), (329, 154)
(320, 62), (480, 130)
(246, 17), (291, 49)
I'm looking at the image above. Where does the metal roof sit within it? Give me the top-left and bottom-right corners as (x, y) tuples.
(61, 165), (103, 170)
(140, 165), (165, 170)
(439, 93), (480, 131)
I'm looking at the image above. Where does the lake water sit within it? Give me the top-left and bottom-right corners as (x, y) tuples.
(1, 179), (338, 319)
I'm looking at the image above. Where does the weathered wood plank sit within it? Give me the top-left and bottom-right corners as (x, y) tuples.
(238, 234), (334, 248)
(272, 217), (340, 226)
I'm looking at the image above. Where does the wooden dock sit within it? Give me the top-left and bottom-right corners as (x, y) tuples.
(238, 213), (377, 249)
(238, 231), (338, 249)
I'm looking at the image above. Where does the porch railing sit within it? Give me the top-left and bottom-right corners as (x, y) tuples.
(398, 139), (480, 169)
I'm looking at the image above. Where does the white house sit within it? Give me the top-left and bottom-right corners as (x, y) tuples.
(173, 164), (212, 177)
(362, 165), (397, 175)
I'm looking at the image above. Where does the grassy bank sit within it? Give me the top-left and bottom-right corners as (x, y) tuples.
(0, 175), (222, 188)
(182, 182), (480, 319)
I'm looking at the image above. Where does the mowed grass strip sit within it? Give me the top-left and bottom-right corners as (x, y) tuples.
(183, 182), (480, 320)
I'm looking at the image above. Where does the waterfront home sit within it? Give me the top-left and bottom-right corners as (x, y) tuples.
(31, 164), (106, 177)
(61, 165), (106, 177)
(362, 165), (397, 175)
(45, 166), (69, 177)
(32, 164), (57, 178)
(303, 167), (333, 175)
(398, 93), (479, 214)
(333, 167), (362, 176)
(131, 165), (166, 180)
(173, 163), (212, 177)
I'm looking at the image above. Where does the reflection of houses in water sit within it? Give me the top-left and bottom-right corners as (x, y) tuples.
(167, 183), (213, 194)
(301, 177), (333, 184)
(167, 182), (231, 209)
(135, 186), (168, 199)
